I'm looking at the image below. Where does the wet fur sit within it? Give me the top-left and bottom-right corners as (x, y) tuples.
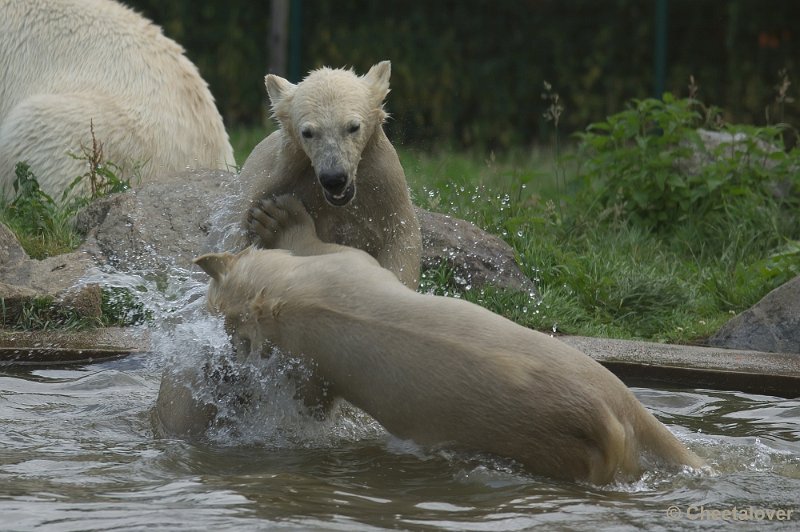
(196, 196), (705, 484)
(239, 61), (421, 288)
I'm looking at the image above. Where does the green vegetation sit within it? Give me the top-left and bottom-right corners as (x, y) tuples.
(0, 125), (134, 259)
(100, 287), (154, 328)
(2, 93), (797, 343)
(1, 288), (151, 331)
(0, 128), (146, 331)
(403, 92), (799, 343)
(1, 163), (84, 258)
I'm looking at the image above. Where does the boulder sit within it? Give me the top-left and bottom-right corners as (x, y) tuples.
(677, 129), (778, 175)
(416, 207), (536, 293)
(0, 222), (101, 326)
(0, 222), (27, 269)
(678, 128), (795, 200)
(708, 275), (800, 354)
(76, 168), (242, 272)
(74, 168), (534, 292)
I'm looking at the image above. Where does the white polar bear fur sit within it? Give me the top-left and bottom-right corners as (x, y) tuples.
(240, 61), (421, 288)
(0, 0), (234, 201)
(195, 196), (705, 485)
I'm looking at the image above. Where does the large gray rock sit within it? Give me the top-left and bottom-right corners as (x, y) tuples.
(416, 207), (536, 293)
(0, 222), (27, 269)
(2, 165), (533, 332)
(677, 129), (778, 175)
(678, 128), (795, 200)
(75, 169), (534, 292)
(76, 168), (242, 272)
(0, 223), (101, 325)
(708, 275), (800, 354)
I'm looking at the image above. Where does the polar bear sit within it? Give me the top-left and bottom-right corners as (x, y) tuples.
(0, 0), (234, 201)
(194, 196), (705, 484)
(239, 61), (421, 288)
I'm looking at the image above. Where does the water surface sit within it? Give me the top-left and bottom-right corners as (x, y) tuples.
(2, 339), (798, 531)
(1, 194), (798, 531)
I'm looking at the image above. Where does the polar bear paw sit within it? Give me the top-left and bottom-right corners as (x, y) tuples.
(247, 194), (318, 252)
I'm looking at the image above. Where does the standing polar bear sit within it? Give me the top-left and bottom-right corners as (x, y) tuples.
(0, 0), (234, 201)
(153, 61), (421, 438)
(240, 61), (421, 288)
(196, 196), (705, 485)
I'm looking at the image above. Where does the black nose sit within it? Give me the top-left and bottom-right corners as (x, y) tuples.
(319, 170), (348, 193)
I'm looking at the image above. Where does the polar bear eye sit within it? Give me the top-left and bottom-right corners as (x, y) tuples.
(347, 122), (361, 134)
(301, 127), (314, 139)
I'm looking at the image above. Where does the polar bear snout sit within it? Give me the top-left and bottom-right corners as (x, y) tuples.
(319, 169), (347, 193)
(319, 169), (356, 206)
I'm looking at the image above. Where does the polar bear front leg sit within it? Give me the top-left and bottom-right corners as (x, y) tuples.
(247, 194), (348, 256)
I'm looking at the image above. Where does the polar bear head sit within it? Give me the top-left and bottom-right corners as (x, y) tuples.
(265, 61), (391, 206)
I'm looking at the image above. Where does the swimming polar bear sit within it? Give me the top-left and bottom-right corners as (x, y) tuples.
(194, 195), (705, 484)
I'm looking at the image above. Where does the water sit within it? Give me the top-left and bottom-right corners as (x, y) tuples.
(2, 335), (799, 530)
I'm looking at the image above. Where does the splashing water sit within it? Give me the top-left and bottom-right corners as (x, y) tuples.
(79, 188), (386, 451)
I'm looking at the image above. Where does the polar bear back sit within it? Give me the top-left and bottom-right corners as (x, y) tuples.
(0, 0), (234, 199)
(214, 247), (704, 483)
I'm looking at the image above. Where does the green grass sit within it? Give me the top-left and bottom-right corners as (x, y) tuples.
(1, 126), (134, 259)
(400, 144), (798, 344)
(230, 113), (798, 345)
(1, 287), (151, 331)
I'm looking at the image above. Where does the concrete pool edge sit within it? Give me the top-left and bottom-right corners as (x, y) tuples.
(0, 328), (148, 367)
(561, 335), (800, 398)
(1, 329), (798, 398)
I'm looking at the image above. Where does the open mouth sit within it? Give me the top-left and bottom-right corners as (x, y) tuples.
(322, 181), (356, 206)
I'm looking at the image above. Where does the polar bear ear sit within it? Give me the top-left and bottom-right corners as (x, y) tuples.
(194, 252), (235, 281)
(363, 60), (391, 102)
(265, 74), (296, 124)
(265, 74), (296, 108)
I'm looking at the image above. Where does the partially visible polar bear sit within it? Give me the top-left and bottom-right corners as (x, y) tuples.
(194, 196), (705, 485)
(0, 0), (234, 201)
(240, 61), (421, 288)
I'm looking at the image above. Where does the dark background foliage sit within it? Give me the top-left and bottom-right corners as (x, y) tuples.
(125, 0), (800, 149)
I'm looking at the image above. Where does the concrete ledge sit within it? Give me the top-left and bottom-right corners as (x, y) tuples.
(0, 328), (147, 367)
(561, 336), (800, 398)
(2, 329), (798, 399)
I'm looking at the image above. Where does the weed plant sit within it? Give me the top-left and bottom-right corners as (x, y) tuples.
(1, 288), (150, 331)
(0, 122), (134, 259)
(0, 124), (146, 330)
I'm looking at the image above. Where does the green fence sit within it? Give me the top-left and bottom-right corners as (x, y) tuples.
(127, 0), (800, 149)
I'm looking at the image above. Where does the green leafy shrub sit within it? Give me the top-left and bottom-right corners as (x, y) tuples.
(576, 93), (800, 237)
(2, 163), (83, 258)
